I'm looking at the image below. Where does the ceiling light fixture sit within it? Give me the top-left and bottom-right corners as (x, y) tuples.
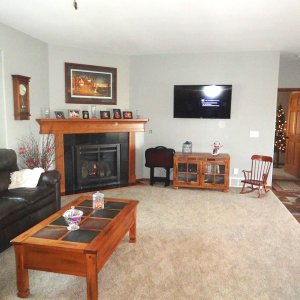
(73, 0), (78, 10)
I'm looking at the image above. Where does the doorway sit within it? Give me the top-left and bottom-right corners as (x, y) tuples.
(273, 88), (300, 180)
(273, 88), (300, 223)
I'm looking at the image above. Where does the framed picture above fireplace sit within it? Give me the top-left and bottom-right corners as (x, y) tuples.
(68, 109), (80, 118)
(123, 111), (133, 119)
(100, 111), (111, 119)
(113, 109), (122, 119)
(65, 62), (117, 105)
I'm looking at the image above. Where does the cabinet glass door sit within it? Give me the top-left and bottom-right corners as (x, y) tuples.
(203, 162), (225, 185)
(177, 162), (187, 181)
(176, 162), (199, 183)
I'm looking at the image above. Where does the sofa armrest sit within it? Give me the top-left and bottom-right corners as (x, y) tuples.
(38, 170), (61, 185)
(38, 170), (61, 210)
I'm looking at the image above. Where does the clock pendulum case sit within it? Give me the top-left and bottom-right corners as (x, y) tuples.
(12, 74), (31, 120)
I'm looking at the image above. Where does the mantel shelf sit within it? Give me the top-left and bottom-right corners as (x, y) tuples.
(36, 118), (149, 134)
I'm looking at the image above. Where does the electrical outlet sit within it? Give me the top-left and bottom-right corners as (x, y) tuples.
(233, 168), (239, 175)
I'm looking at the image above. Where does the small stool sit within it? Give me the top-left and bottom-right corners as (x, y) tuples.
(145, 146), (175, 186)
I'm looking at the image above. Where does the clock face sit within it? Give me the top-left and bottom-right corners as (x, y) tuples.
(19, 84), (27, 96)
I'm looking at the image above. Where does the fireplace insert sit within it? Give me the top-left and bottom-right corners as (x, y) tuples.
(76, 144), (120, 190)
(64, 133), (128, 194)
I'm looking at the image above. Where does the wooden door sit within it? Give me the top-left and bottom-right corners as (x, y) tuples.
(284, 92), (300, 177)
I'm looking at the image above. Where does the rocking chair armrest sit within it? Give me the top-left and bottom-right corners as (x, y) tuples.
(241, 170), (252, 180)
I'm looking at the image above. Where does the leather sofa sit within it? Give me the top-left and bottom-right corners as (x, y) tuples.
(0, 148), (61, 252)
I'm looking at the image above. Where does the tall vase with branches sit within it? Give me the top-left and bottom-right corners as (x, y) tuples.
(18, 133), (55, 171)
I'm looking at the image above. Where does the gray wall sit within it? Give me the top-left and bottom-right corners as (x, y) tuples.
(0, 23), (49, 149)
(130, 52), (280, 185)
(278, 54), (300, 88)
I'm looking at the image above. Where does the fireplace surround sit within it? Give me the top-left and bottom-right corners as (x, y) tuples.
(36, 118), (148, 194)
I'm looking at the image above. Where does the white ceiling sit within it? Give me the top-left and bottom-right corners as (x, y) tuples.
(0, 0), (300, 57)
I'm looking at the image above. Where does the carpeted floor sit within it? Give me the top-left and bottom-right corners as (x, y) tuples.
(1, 185), (300, 299)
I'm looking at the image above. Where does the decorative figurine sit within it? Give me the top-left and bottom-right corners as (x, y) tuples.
(212, 141), (222, 156)
(182, 141), (192, 153)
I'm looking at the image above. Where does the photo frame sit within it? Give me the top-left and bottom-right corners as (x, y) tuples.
(100, 111), (111, 119)
(54, 111), (65, 119)
(68, 109), (80, 118)
(82, 110), (89, 119)
(123, 111), (133, 119)
(113, 109), (122, 119)
(65, 62), (117, 105)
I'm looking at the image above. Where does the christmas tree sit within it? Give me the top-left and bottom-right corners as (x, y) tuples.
(274, 104), (287, 167)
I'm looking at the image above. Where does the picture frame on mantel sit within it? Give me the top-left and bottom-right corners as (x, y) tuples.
(65, 62), (117, 105)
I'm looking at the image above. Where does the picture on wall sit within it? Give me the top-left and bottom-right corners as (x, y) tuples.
(65, 62), (117, 105)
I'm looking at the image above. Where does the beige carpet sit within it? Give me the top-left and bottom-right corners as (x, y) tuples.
(1, 185), (300, 299)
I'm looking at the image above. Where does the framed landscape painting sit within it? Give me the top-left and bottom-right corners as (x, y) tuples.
(65, 62), (117, 105)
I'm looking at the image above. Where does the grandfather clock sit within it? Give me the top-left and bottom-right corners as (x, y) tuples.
(12, 74), (31, 120)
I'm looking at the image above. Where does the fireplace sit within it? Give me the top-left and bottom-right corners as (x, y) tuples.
(64, 133), (128, 194)
(36, 118), (148, 194)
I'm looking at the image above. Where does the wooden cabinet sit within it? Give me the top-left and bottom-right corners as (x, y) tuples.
(173, 152), (230, 191)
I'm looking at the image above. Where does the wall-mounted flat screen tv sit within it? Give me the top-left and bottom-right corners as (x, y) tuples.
(174, 85), (232, 119)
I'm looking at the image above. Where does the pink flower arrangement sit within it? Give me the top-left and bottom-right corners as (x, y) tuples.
(18, 133), (55, 171)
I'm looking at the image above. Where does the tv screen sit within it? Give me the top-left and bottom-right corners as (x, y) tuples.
(174, 85), (232, 119)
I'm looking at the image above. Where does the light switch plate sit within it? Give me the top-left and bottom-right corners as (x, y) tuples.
(250, 130), (259, 138)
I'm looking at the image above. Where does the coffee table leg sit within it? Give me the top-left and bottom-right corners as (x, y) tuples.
(129, 209), (137, 243)
(14, 245), (30, 298)
(86, 253), (98, 300)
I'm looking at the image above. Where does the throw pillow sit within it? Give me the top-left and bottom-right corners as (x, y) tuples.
(8, 168), (44, 189)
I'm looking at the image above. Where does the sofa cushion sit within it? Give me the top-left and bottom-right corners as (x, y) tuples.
(0, 185), (55, 229)
(0, 197), (28, 229)
(0, 171), (11, 192)
(8, 168), (44, 189)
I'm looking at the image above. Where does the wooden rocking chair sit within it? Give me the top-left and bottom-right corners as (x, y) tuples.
(240, 155), (273, 197)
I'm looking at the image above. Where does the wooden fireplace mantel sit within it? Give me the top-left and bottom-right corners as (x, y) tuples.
(36, 118), (148, 194)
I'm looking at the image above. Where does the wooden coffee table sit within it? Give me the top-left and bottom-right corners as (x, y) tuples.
(12, 196), (139, 299)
